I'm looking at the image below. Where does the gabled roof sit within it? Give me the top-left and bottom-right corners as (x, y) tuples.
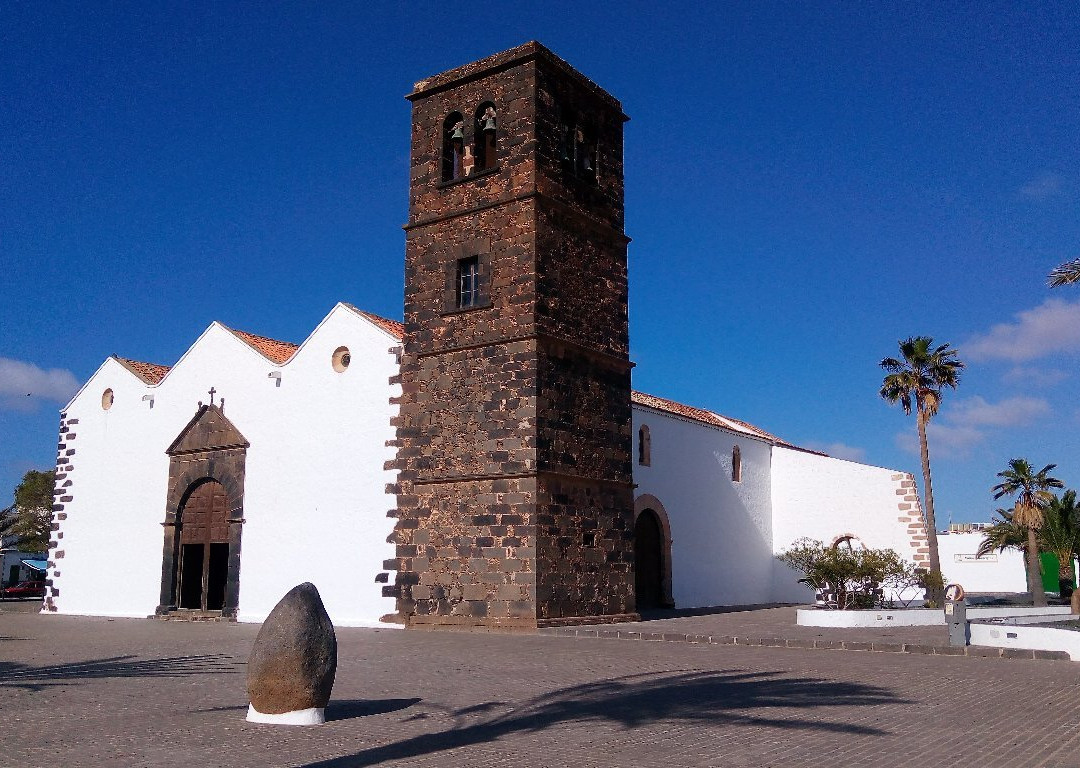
(113, 356), (171, 384)
(631, 390), (809, 451)
(225, 327), (300, 364)
(166, 403), (249, 456)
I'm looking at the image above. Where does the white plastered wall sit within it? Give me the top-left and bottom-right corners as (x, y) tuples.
(770, 447), (927, 602)
(48, 304), (399, 626)
(631, 407), (775, 608)
(936, 532), (1028, 594)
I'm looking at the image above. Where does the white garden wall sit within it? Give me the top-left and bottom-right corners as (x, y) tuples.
(770, 447), (928, 602)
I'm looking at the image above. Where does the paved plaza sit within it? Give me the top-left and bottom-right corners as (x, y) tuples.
(3, 604), (1080, 767)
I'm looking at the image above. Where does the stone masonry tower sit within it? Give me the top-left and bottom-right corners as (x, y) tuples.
(386, 42), (637, 628)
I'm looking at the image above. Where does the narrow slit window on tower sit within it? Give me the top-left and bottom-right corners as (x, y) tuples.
(441, 112), (465, 182)
(731, 444), (742, 483)
(456, 255), (480, 308)
(638, 425), (651, 466)
(475, 103), (497, 171)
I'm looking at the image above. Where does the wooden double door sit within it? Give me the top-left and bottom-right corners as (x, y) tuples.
(177, 480), (230, 611)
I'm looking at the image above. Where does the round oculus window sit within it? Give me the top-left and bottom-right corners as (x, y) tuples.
(332, 346), (351, 373)
(101, 388), (115, 410)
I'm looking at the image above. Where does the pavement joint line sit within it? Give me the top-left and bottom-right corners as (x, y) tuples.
(535, 626), (1072, 662)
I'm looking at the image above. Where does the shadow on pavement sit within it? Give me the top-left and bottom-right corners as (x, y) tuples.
(328, 698), (422, 722)
(0, 654), (238, 692)
(191, 698), (420, 721)
(301, 669), (906, 767)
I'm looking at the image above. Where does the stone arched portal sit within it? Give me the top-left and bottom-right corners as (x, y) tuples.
(634, 494), (674, 610)
(157, 403), (248, 619)
(176, 479), (230, 611)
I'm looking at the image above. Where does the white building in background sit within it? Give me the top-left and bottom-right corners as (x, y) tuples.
(936, 533), (1028, 594)
(43, 306), (933, 625)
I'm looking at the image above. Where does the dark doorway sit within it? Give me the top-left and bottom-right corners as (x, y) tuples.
(635, 509), (664, 610)
(176, 480), (229, 612)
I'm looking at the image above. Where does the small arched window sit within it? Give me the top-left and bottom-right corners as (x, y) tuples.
(441, 112), (465, 182)
(731, 445), (742, 482)
(475, 102), (497, 171)
(638, 425), (651, 466)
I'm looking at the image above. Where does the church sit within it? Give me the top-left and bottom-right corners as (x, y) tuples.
(43, 43), (930, 628)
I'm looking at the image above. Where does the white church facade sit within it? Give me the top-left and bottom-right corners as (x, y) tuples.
(43, 43), (936, 626)
(44, 301), (931, 626)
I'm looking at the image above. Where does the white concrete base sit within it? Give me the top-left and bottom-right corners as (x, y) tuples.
(969, 622), (1080, 661)
(798, 608), (943, 627)
(797, 605), (1072, 628)
(246, 705), (325, 725)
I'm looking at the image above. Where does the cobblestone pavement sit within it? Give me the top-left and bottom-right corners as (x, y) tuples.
(4, 611), (1080, 768)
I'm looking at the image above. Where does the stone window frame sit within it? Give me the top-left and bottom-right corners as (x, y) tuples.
(442, 240), (492, 314)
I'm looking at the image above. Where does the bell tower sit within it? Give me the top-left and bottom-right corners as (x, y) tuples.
(388, 42), (636, 628)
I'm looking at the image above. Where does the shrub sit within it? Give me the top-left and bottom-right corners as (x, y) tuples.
(778, 538), (923, 610)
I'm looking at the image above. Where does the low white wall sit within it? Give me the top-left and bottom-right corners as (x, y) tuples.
(936, 532), (1028, 593)
(798, 605), (1071, 627)
(969, 621), (1080, 660)
(798, 607), (943, 627)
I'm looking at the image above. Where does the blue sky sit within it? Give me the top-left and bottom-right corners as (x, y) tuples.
(2, 2), (1078, 523)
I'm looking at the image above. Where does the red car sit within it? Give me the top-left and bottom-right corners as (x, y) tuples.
(0, 580), (46, 599)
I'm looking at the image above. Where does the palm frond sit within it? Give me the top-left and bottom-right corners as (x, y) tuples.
(1049, 258), (1080, 288)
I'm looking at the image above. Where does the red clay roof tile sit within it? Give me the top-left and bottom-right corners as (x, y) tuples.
(355, 309), (404, 340)
(114, 357), (171, 384)
(226, 328), (300, 364)
(631, 390), (809, 451)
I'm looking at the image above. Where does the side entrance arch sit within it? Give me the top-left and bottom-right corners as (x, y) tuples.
(157, 402), (248, 619)
(634, 494), (674, 610)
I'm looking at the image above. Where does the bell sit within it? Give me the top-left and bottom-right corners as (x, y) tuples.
(481, 116), (496, 132)
(450, 125), (464, 141)
(581, 154), (594, 172)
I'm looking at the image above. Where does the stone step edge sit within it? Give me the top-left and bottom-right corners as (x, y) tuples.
(536, 627), (1071, 661)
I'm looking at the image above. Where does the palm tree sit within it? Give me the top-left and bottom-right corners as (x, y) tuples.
(1038, 491), (1080, 596)
(977, 508), (1026, 559)
(991, 459), (1065, 607)
(880, 337), (965, 604)
(1048, 258), (1080, 288)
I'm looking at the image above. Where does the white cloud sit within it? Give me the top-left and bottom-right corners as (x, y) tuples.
(965, 298), (1080, 363)
(804, 441), (866, 462)
(895, 395), (1050, 459)
(0, 357), (79, 412)
(894, 423), (984, 459)
(1002, 366), (1068, 388)
(1019, 172), (1063, 199)
(946, 395), (1050, 427)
